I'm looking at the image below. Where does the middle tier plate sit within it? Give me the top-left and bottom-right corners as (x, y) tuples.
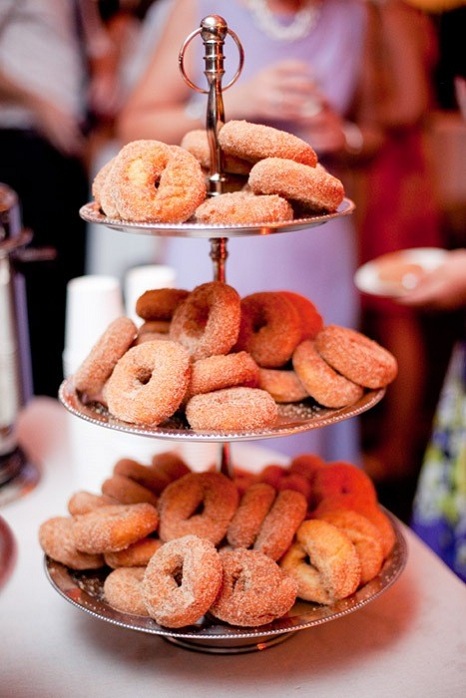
(59, 378), (384, 442)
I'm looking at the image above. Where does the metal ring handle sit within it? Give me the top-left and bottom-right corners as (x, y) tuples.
(178, 24), (244, 94)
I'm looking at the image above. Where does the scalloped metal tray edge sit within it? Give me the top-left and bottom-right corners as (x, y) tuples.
(44, 516), (407, 644)
(59, 378), (385, 442)
(79, 198), (355, 238)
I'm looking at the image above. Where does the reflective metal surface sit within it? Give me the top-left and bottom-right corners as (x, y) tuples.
(0, 515), (16, 591)
(44, 515), (407, 654)
(59, 377), (385, 443)
(79, 198), (355, 239)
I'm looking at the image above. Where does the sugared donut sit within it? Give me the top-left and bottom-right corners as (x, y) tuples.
(218, 120), (318, 167)
(253, 489), (308, 561)
(135, 288), (189, 322)
(280, 519), (361, 604)
(227, 482), (276, 549)
(157, 471), (239, 545)
(288, 453), (326, 481)
(315, 325), (398, 389)
(292, 339), (364, 408)
(311, 461), (378, 507)
(249, 159), (345, 212)
(72, 503), (159, 554)
(194, 191), (293, 225)
(185, 386), (278, 432)
(234, 291), (302, 368)
(92, 157), (119, 218)
(113, 457), (171, 494)
(104, 340), (191, 426)
(278, 291), (324, 341)
(38, 516), (104, 570)
(209, 548), (298, 627)
(107, 140), (206, 223)
(73, 316), (138, 401)
(185, 351), (260, 402)
(101, 474), (159, 507)
(104, 537), (162, 569)
(142, 534), (223, 627)
(150, 451), (191, 483)
(103, 567), (149, 616)
(258, 367), (308, 403)
(316, 509), (384, 585)
(181, 128), (252, 175)
(67, 491), (116, 516)
(169, 281), (241, 360)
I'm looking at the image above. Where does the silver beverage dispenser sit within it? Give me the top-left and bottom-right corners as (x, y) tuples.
(0, 183), (33, 487)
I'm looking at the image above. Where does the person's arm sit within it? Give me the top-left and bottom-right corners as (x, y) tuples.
(0, 68), (84, 155)
(117, 0), (199, 144)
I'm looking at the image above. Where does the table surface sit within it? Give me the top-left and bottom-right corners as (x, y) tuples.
(1, 397), (465, 698)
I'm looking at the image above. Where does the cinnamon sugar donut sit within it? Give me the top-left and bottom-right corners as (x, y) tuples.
(210, 548), (298, 627)
(185, 386), (278, 432)
(289, 453), (326, 481)
(92, 157), (119, 218)
(158, 471), (239, 545)
(311, 461), (378, 507)
(151, 451), (191, 483)
(104, 340), (191, 427)
(194, 191), (293, 225)
(72, 503), (159, 554)
(108, 140), (206, 223)
(218, 120), (318, 167)
(103, 567), (149, 616)
(67, 491), (116, 516)
(234, 291), (302, 368)
(280, 519), (361, 604)
(73, 317), (137, 401)
(142, 534), (223, 627)
(39, 516), (104, 570)
(315, 325), (398, 389)
(185, 351), (260, 401)
(169, 281), (241, 360)
(292, 339), (364, 408)
(227, 482), (276, 549)
(181, 128), (252, 175)
(249, 159), (345, 212)
(104, 537), (162, 569)
(135, 288), (189, 322)
(278, 291), (324, 341)
(258, 367), (308, 403)
(254, 489), (308, 561)
(113, 457), (171, 494)
(101, 474), (159, 507)
(316, 509), (384, 585)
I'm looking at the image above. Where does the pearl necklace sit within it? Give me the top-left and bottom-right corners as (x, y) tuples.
(246, 0), (322, 42)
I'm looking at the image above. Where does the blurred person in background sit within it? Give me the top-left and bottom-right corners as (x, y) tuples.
(353, 0), (445, 518)
(0, 0), (119, 397)
(116, 0), (386, 465)
(400, 248), (466, 582)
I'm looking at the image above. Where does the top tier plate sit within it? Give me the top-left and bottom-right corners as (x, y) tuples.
(79, 198), (355, 239)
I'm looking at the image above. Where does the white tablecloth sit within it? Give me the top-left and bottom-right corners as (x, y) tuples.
(1, 397), (465, 698)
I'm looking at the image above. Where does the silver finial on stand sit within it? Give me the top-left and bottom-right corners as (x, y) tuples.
(179, 17), (244, 477)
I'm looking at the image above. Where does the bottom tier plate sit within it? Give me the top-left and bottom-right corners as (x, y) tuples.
(44, 515), (407, 654)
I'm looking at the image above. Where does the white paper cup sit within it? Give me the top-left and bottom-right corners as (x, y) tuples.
(63, 275), (124, 377)
(124, 264), (176, 324)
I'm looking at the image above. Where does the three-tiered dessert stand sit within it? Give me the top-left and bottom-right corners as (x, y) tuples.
(47, 15), (407, 653)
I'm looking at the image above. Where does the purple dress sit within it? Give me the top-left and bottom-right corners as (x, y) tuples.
(163, 0), (367, 462)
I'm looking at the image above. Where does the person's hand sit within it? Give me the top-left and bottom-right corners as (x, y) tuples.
(31, 93), (85, 157)
(399, 249), (466, 311)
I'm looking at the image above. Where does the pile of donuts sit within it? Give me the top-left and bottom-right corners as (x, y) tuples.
(72, 280), (398, 432)
(39, 450), (397, 628)
(92, 120), (345, 225)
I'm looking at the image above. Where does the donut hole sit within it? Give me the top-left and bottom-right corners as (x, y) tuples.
(136, 367), (153, 386)
(172, 563), (184, 587)
(189, 500), (206, 517)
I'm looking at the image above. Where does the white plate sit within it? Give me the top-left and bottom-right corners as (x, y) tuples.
(354, 248), (448, 298)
